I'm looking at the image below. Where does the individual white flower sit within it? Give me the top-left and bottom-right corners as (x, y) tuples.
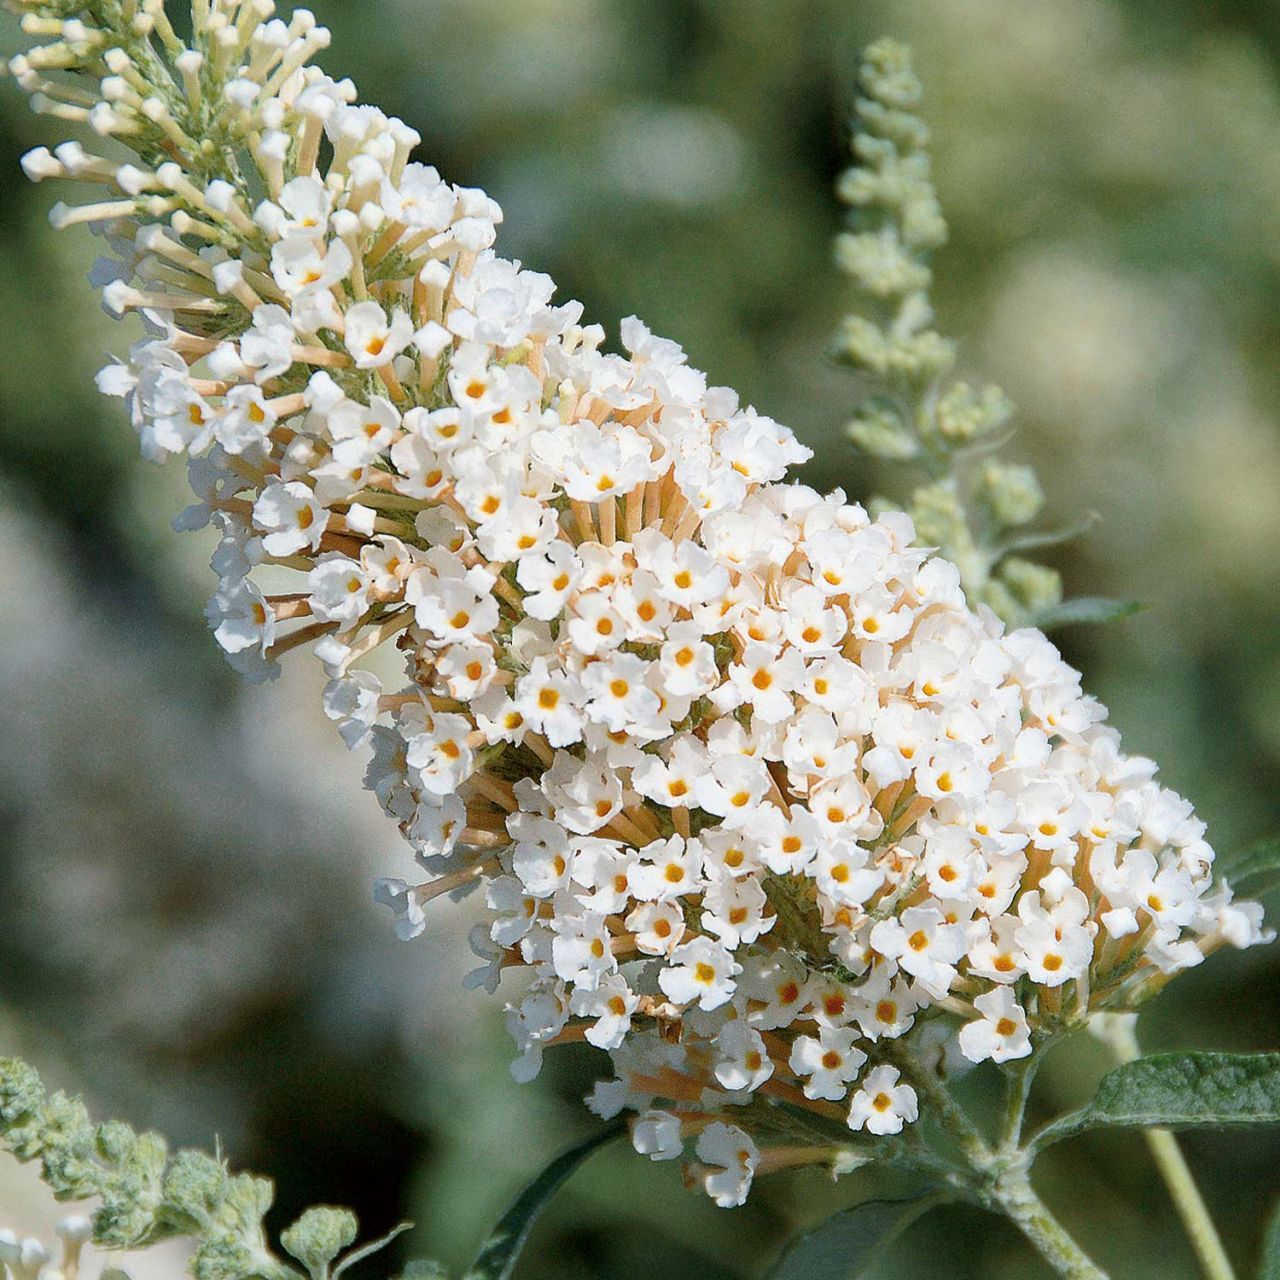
(658, 937), (740, 1011)
(634, 532), (729, 608)
(373, 878), (426, 941)
(789, 1026), (867, 1101)
(239, 304), (297, 384)
(725, 643), (806, 723)
(625, 900), (686, 956)
(515, 658), (585, 747)
(1014, 891), (1094, 987)
(404, 711), (474, 796)
(328, 394), (401, 466)
(1016, 780), (1087, 859)
(581, 652), (661, 732)
(309, 554), (371, 626)
(799, 655), (872, 719)
(476, 495), (558, 563)
(809, 778), (875, 836)
(551, 912), (617, 990)
(540, 755), (622, 835)
(753, 806), (822, 876)
(410, 575), (500, 644)
(852, 975), (919, 1042)
(847, 1064), (918, 1135)
(570, 838), (637, 913)
(780, 583), (847, 654)
(344, 301), (415, 368)
(436, 643), (497, 700)
(630, 835), (703, 902)
(273, 175), (333, 235)
(915, 742), (991, 806)
(271, 233), (352, 298)
(566, 592), (626, 656)
(474, 688), (530, 747)
(694, 755), (771, 826)
(695, 1123), (758, 1208)
(631, 736), (708, 809)
(782, 710), (859, 785)
(813, 840), (883, 907)
(742, 951), (808, 1030)
(409, 792), (467, 860)
(516, 543), (581, 620)
(657, 622), (720, 697)
(958, 987), (1032, 1064)
(632, 1109), (683, 1161)
(215, 384), (277, 454)
(617, 572), (674, 642)
(253, 480), (327, 556)
(381, 163), (456, 230)
(701, 874), (774, 948)
(920, 824), (983, 900)
(967, 914), (1027, 984)
(869, 904), (967, 998)
(506, 983), (569, 1082)
(570, 974), (639, 1049)
(206, 578), (275, 655)
(323, 670), (382, 749)
(699, 827), (765, 879)
(561, 424), (652, 501)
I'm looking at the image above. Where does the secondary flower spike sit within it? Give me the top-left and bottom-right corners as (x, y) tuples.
(6, 0), (1269, 1209)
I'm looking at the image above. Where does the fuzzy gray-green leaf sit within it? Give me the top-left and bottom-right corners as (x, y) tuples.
(1033, 1053), (1280, 1150)
(1220, 836), (1280, 896)
(1031, 596), (1146, 631)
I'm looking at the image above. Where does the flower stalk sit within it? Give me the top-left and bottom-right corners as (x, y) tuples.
(991, 1169), (1110, 1280)
(1095, 1015), (1238, 1280)
(898, 1046), (1109, 1278)
(1, 0), (1272, 1243)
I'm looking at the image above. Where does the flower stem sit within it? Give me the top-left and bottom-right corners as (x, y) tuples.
(1095, 1015), (1237, 1280)
(992, 1169), (1110, 1279)
(999, 1053), (1040, 1150)
(896, 1051), (1109, 1278)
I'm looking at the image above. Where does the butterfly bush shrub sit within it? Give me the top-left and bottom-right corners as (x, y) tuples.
(3, 4), (1278, 1279)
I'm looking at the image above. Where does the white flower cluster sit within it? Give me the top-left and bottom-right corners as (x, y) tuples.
(9, 0), (1269, 1209)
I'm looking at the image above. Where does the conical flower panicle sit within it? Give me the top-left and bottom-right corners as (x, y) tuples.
(6, 0), (1269, 1207)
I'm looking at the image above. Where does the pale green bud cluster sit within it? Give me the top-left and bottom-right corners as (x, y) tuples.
(974, 461), (1045, 531)
(0, 1060), (432, 1280)
(832, 39), (1090, 630)
(936, 381), (1013, 446)
(279, 1210), (358, 1280)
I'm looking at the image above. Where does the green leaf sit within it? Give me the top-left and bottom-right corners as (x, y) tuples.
(463, 1121), (626, 1280)
(766, 1195), (942, 1280)
(1259, 1196), (1280, 1280)
(1030, 597), (1146, 631)
(1033, 1053), (1280, 1150)
(994, 511), (1100, 557)
(1219, 835), (1280, 896)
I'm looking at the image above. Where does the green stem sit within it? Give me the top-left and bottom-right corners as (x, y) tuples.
(1096, 1015), (1237, 1280)
(1000, 1053), (1040, 1151)
(991, 1169), (1110, 1280)
(896, 1051), (1108, 1279)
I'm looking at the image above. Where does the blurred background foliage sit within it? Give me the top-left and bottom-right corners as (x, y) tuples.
(1, 0), (1279, 1276)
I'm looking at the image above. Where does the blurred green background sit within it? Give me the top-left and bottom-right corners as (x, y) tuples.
(1, 0), (1279, 1276)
